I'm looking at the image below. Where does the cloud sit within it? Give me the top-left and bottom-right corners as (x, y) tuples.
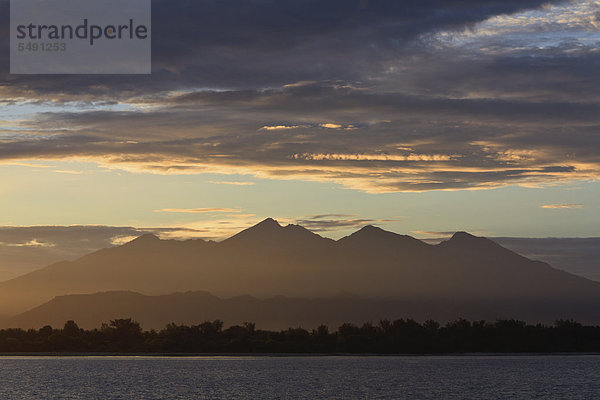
(4, 79), (598, 192)
(0, 239), (55, 248)
(320, 123), (343, 129)
(293, 153), (455, 162)
(153, 208), (241, 213)
(207, 181), (255, 186)
(541, 204), (584, 209)
(318, 123), (357, 130)
(3, 162), (55, 168)
(53, 169), (83, 175)
(0, 0), (561, 95)
(295, 214), (403, 232)
(261, 125), (300, 131)
(3, 0), (598, 193)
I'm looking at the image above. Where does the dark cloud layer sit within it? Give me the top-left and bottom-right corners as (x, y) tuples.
(2, 0), (597, 192)
(294, 215), (390, 232)
(0, 0), (564, 93)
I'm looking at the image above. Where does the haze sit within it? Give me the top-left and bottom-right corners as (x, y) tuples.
(3, 219), (600, 330)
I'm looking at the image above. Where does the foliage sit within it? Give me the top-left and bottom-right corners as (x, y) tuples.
(1, 318), (600, 354)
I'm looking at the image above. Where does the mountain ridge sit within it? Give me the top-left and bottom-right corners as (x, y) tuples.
(1, 218), (599, 325)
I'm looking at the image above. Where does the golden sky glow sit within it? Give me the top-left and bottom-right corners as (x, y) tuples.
(0, 0), (599, 254)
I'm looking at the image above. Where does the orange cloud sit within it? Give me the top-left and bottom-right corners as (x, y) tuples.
(293, 153), (455, 162)
(541, 204), (583, 209)
(260, 125), (300, 131)
(320, 123), (343, 129)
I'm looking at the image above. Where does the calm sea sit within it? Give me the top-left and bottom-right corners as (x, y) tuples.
(0, 355), (598, 399)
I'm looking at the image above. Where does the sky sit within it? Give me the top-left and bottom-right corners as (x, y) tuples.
(1, 0), (600, 255)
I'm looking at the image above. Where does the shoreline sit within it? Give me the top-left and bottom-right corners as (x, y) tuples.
(1, 352), (600, 357)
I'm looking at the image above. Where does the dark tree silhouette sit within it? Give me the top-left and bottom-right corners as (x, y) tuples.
(1, 318), (600, 354)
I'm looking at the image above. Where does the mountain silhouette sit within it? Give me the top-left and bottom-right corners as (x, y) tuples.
(223, 218), (332, 249)
(1, 218), (599, 325)
(7, 289), (600, 330)
(6, 291), (439, 330)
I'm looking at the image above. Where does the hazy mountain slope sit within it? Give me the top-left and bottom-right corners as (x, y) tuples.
(7, 290), (599, 330)
(1, 219), (599, 321)
(493, 237), (600, 282)
(7, 291), (440, 330)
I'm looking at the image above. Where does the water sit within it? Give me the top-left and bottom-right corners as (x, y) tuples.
(0, 355), (599, 399)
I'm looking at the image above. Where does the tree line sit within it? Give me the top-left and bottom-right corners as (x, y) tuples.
(0, 318), (599, 353)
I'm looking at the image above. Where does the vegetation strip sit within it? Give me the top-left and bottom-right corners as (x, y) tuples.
(1, 318), (600, 354)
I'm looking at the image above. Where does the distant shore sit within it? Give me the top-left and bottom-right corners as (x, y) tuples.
(2, 352), (600, 357)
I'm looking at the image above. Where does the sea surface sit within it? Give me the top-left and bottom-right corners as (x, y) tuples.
(0, 355), (599, 399)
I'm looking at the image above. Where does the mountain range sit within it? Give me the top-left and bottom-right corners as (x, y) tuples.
(1, 218), (599, 329)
